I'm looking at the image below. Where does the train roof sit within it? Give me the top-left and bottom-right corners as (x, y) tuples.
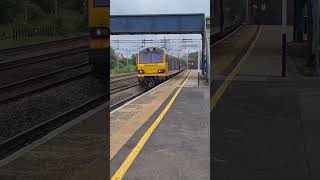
(139, 47), (165, 53)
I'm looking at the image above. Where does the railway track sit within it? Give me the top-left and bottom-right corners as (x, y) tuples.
(0, 91), (107, 159)
(0, 63), (90, 104)
(111, 91), (144, 111)
(0, 36), (88, 57)
(110, 73), (137, 81)
(110, 75), (139, 94)
(110, 74), (144, 111)
(110, 71), (184, 111)
(0, 73), (107, 159)
(0, 46), (88, 70)
(0, 36), (107, 159)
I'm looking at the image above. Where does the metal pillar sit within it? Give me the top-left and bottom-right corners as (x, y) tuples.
(198, 51), (201, 86)
(294, 0), (304, 42)
(311, 0), (320, 75)
(201, 33), (206, 76)
(282, 0), (287, 77)
(186, 50), (189, 69)
(246, 0), (249, 23)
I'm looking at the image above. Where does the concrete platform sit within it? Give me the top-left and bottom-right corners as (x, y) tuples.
(111, 70), (209, 179)
(211, 25), (320, 180)
(0, 103), (108, 180)
(239, 25), (293, 77)
(211, 25), (258, 77)
(110, 71), (190, 160)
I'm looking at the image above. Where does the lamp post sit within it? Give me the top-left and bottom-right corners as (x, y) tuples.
(126, 49), (129, 66)
(55, 0), (58, 18)
(246, 0), (249, 23)
(282, 0), (287, 77)
(25, 0), (29, 25)
(186, 49), (189, 69)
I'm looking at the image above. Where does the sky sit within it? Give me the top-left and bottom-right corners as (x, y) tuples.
(110, 0), (209, 57)
(111, 0), (210, 16)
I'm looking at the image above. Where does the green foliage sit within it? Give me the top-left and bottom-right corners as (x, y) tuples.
(111, 64), (137, 74)
(27, 3), (46, 22)
(187, 52), (199, 68)
(55, 10), (83, 34)
(0, 0), (24, 25)
(0, 0), (86, 34)
(110, 47), (138, 74)
(131, 53), (137, 66)
(188, 52), (198, 61)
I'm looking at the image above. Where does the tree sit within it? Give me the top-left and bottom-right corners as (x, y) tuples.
(0, 0), (24, 25)
(131, 53), (138, 65)
(110, 48), (119, 69)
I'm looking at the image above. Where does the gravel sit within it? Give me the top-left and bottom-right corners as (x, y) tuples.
(0, 53), (88, 86)
(110, 86), (144, 108)
(0, 74), (107, 141)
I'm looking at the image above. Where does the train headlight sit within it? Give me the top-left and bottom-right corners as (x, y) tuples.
(138, 70), (145, 74)
(158, 69), (165, 73)
(96, 28), (102, 36)
(90, 27), (109, 38)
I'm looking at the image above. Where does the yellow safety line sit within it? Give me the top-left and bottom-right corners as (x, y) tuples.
(111, 70), (192, 180)
(210, 26), (262, 112)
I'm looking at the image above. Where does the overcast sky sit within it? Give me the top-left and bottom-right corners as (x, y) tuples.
(111, 0), (210, 16)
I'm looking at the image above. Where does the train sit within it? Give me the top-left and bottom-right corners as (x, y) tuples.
(248, 0), (294, 25)
(88, 0), (109, 79)
(212, 0), (294, 30)
(137, 47), (181, 89)
(211, 0), (245, 42)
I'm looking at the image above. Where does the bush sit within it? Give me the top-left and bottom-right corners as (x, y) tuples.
(55, 9), (83, 35)
(111, 64), (137, 74)
(27, 3), (46, 22)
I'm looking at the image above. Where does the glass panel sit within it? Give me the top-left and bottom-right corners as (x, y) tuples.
(151, 53), (163, 63)
(139, 52), (163, 64)
(139, 53), (151, 64)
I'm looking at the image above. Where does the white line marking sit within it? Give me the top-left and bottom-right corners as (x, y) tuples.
(212, 25), (242, 47)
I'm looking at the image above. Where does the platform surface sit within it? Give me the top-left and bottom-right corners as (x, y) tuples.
(211, 25), (320, 180)
(111, 70), (210, 179)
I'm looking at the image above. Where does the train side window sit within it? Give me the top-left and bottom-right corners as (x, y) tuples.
(94, 0), (109, 7)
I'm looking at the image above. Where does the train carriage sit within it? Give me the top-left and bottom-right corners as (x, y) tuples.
(137, 47), (180, 89)
(88, 0), (109, 79)
(212, 0), (244, 41)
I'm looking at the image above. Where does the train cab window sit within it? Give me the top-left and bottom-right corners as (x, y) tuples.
(151, 53), (163, 63)
(139, 53), (151, 64)
(139, 53), (163, 64)
(94, 0), (109, 7)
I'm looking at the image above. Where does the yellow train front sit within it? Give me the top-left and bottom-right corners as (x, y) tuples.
(137, 47), (180, 89)
(88, 0), (109, 79)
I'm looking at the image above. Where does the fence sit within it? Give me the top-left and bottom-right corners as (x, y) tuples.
(11, 25), (57, 40)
